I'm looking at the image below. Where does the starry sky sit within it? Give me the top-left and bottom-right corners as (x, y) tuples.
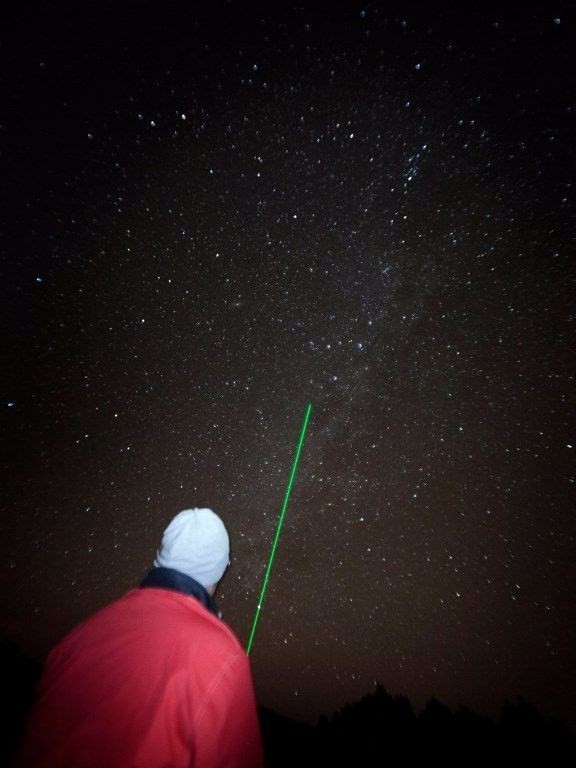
(2, 0), (575, 730)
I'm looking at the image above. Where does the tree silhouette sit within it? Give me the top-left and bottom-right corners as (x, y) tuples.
(0, 639), (41, 767)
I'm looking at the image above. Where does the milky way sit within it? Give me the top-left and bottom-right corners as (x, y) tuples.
(2, 2), (575, 728)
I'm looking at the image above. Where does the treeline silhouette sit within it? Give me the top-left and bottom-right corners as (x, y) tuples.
(2, 639), (574, 766)
(0, 640), (42, 767)
(259, 686), (575, 765)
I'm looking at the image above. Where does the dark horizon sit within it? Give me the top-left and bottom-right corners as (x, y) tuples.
(2, 0), (575, 736)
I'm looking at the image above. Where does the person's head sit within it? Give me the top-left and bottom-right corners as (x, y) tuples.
(154, 508), (230, 596)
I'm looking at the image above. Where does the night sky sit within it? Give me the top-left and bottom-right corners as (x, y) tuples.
(2, 1), (575, 730)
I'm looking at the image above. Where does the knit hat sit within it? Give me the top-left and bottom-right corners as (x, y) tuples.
(154, 508), (230, 589)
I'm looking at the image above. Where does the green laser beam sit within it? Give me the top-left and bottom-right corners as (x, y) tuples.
(246, 403), (312, 656)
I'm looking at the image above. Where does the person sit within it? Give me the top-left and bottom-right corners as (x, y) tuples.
(14, 508), (264, 767)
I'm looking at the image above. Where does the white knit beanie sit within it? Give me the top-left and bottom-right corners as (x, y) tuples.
(154, 508), (230, 589)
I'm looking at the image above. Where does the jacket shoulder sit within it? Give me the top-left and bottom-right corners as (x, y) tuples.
(127, 587), (245, 655)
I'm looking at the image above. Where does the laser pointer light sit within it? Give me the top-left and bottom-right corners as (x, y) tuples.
(246, 403), (312, 655)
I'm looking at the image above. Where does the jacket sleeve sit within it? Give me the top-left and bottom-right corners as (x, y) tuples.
(192, 652), (264, 768)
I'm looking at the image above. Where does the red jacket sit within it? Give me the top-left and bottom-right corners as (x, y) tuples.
(15, 569), (264, 767)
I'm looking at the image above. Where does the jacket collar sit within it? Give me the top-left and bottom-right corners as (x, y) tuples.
(140, 567), (222, 619)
